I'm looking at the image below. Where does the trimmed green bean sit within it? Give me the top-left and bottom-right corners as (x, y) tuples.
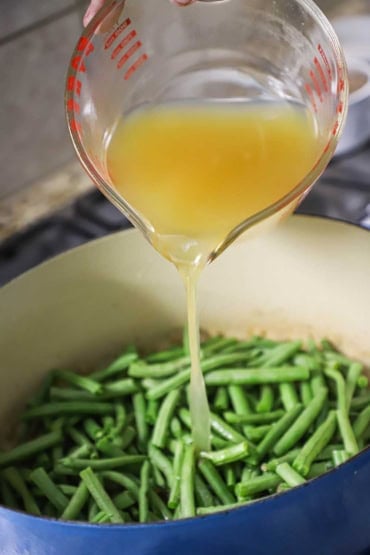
(293, 411), (337, 477)
(0, 430), (62, 468)
(235, 473), (281, 497)
(55, 370), (102, 396)
(214, 387), (229, 411)
(275, 462), (306, 487)
(273, 388), (328, 456)
(197, 500), (251, 515)
(146, 399), (159, 425)
(200, 442), (249, 466)
(62, 455), (145, 471)
(61, 482), (89, 520)
(100, 471), (139, 498)
(194, 474), (215, 508)
(256, 385), (274, 414)
(90, 350), (138, 382)
(168, 440), (185, 509)
(180, 444), (196, 518)
(139, 461), (150, 523)
(148, 445), (173, 487)
(30, 468), (69, 513)
(24, 402), (114, 419)
(279, 383), (299, 411)
(346, 363), (363, 408)
(299, 382), (313, 407)
(336, 410), (359, 456)
(224, 410), (284, 425)
(206, 366), (309, 386)
(80, 467), (123, 523)
(198, 459), (235, 505)
(2, 467), (40, 515)
(210, 413), (245, 444)
(133, 393), (148, 451)
(353, 405), (370, 439)
(152, 390), (181, 449)
(257, 404), (303, 461)
(332, 449), (350, 467)
(148, 490), (173, 520)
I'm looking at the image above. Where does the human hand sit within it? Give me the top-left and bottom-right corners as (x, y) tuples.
(83, 0), (196, 27)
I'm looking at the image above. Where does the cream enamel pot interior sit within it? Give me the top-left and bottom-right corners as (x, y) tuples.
(0, 214), (370, 555)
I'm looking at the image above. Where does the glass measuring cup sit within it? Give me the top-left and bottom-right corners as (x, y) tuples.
(65, 0), (348, 264)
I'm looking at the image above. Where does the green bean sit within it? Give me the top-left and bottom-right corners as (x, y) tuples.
(0, 430), (62, 468)
(103, 379), (138, 398)
(91, 511), (111, 524)
(129, 357), (190, 379)
(294, 354), (321, 372)
(67, 426), (92, 447)
(168, 440), (185, 509)
(80, 467), (123, 524)
(2, 467), (40, 515)
(90, 350), (138, 382)
(148, 445), (173, 487)
(112, 491), (136, 511)
(336, 410), (359, 456)
(24, 402), (114, 419)
(254, 341), (302, 367)
(96, 437), (125, 458)
(194, 474), (215, 507)
(69, 443), (93, 460)
(152, 465), (166, 488)
(293, 411), (337, 477)
(235, 473), (281, 497)
(307, 461), (333, 478)
(148, 490), (173, 520)
(350, 393), (370, 411)
(225, 466), (236, 487)
(120, 426), (136, 450)
(202, 337), (238, 355)
(146, 346), (184, 363)
(61, 481), (89, 520)
(273, 388), (328, 456)
(353, 406), (370, 439)
(59, 484), (78, 496)
(210, 412), (245, 443)
(346, 363), (363, 408)
(201, 442), (249, 466)
(256, 385), (274, 413)
(152, 390), (181, 449)
(244, 425), (271, 443)
(257, 405), (303, 461)
(299, 382), (313, 407)
(170, 417), (183, 439)
(100, 471), (139, 498)
(180, 444), (196, 518)
(30, 468), (69, 513)
(62, 455), (145, 471)
(261, 447), (300, 472)
(146, 399), (159, 425)
(55, 370), (102, 396)
(133, 393), (148, 451)
(198, 459), (235, 505)
(206, 366), (309, 386)
(113, 403), (127, 434)
(275, 462), (306, 487)
(325, 368), (347, 412)
(228, 384), (252, 437)
(311, 373), (326, 395)
(332, 449), (349, 467)
(139, 461), (150, 523)
(224, 410), (285, 425)
(214, 387), (229, 411)
(279, 383), (299, 411)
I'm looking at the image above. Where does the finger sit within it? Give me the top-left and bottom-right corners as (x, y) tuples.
(83, 0), (106, 27)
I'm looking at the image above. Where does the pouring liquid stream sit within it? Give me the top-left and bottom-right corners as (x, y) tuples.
(106, 101), (321, 452)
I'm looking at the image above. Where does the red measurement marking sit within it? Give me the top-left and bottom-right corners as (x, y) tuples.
(337, 100), (344, 114)
(332, 120), (339, 135)
(77, 36), (94, 57)
(66, 99), (80, 114)
(111, 30), (137, 60)
(317, 44), (331, 80)
(71, 56), (86, 73)
(309, 70), (322, 102)
(105, 18), (131, 50)
(67, 76), (82, 96)
(70, 118), (82, 133)
(117, 41), (142, 69)
(124, 53), (148, 80)
(314, 57), (328, 93)
(304, 83), (317, 112)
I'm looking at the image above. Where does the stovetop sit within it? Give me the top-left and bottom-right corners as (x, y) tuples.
(0, 142), (369, 287)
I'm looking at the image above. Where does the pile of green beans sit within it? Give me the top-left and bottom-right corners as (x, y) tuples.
(0, 335), (369, 523)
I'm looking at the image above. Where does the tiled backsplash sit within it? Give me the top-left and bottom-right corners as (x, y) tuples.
(0, 0), (88, 200)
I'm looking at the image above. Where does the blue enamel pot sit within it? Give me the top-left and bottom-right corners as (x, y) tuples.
(0, 216), (369, 554)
